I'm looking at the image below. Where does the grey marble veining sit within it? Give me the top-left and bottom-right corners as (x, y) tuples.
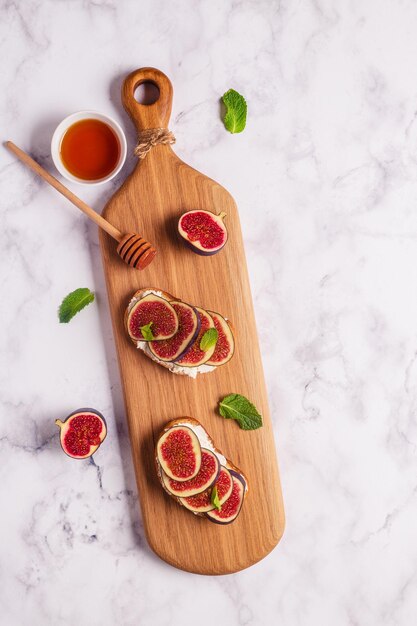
(1, 0), (417, 624)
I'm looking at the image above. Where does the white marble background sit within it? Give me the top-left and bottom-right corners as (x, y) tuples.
(1, 0), (417, 624)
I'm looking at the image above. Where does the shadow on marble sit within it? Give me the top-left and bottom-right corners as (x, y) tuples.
(28, 112), (67, 168)
(219, 97), (226, 123)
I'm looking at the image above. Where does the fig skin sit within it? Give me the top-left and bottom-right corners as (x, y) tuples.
(126, 293), (179, 342)
(155, 417), (247, 520)
(206, 311), (235, 367)
(55, 408), (107, 460)
(174, 306), (201, 361)
(161, 448), (220, 497)
(125, 288), (176, 347)
(176, 307), (216, 368)
(156, 425), (202, 482)
(180, 465), (233, 513)
(216, 466), (234, 505)
(148, 303), (201, 363)
(206, 470), (246, 525)
(178, 210), (228, 256)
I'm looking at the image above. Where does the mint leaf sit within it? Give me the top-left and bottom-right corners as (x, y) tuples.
(200, 328), (218, 352)
(211, 485), (221, 511)
(140, 322), (155, 341)
(219, 393), (263, 430)
(222, 89), (247, 134)
(58, 288), (95, 324)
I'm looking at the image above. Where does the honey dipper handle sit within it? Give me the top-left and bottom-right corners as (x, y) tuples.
(5, 141), (123, 242)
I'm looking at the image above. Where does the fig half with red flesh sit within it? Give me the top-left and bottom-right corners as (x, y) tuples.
(206, 470), (246, 524)
(178, 210), (228, 255)
(149, 302), (201, 362)
(162, 448), (219, 497)
(127, 294), (178, 342)
(180, 465), (233, 513)
(156, 426), (202, 482)
(55, 408), (107, 459)
(176, 307), (216, 367)
(206, 311), (235, 366)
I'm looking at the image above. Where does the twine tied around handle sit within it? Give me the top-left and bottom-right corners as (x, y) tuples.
(134, 128), (176, 160)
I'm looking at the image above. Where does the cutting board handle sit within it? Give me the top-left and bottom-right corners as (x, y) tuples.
(122, 67), (173, 132)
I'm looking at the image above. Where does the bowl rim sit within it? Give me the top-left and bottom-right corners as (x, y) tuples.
(51, 110), (127, 185)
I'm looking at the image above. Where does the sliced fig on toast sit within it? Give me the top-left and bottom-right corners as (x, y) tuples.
(127, 293), (178, 341)
(180, 465), (233, 512)
(156, 425), (201, 481)
(206, 470), (246, 524)
(162, 449), (219, 497)
(206, 311), (235, 366)
(149, 302), (200, 362)
(178, 210), (228, 255)
(176, 307), (216, 367)
(155, 418), (247, 523)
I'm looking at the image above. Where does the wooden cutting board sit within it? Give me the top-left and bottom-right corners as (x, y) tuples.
(99, 68), (285, 575)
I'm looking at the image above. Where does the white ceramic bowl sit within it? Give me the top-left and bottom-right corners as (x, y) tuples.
(51, 110), (127, 185)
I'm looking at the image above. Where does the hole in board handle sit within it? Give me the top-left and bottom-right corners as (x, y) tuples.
(134, 82), (160, 105)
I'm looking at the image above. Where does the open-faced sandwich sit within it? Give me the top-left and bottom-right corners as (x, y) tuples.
(125, 288), (235, 378)
(155, 418), (248, 524)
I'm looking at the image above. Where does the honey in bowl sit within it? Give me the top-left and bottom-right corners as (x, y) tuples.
(60, 118), (120, 181)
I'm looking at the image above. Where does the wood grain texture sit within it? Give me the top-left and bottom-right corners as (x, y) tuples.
(99, 68), (285, 575)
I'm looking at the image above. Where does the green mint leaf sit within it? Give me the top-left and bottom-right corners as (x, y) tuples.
(222, 89), (247, 134)
(211, 486), (221, 511)
(58, 288), (95, 324)
(140, 322), (155, 341)
(219, 393), (263, 430)
(200, 328), (218, 352)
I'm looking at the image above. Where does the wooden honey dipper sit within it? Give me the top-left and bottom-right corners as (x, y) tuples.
(5, 141), (156, 270)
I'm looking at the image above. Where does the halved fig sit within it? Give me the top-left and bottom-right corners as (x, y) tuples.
(127, 294), (178, 342)
(55, 408), (107, 459)
(206, 311), (235, 366)
(162, 449), (219, 497)
(156, 425), (201, 481)
(149, 302), (200, 362)
(176, 307), (216, 367)
(181, 465), (233, 513)
(206, 470), (246, 524)
(178, 210), (228, 255)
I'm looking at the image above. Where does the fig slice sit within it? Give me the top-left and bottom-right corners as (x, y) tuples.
(215, 466), (234, 505)
(178, 210), (228, 255)
(206, 311), (235, 366)
(206, 470), (246, 524)
(55, 408), (107, 460)
(127, 293), (179, 342)
(176, 307), (216, 367)
(180, 488), (213, 513)
(180, 465), (233, 513)
(162, 448), (219, 497)
(156, 425), (202, 482)
(148, 301), (200, 362)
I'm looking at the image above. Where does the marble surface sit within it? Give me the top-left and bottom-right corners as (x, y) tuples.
(1, 0), (417, 624)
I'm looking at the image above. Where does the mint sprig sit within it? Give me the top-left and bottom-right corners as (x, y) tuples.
(140, 322), (155, 341)
(222, 89), (247, 134)
(211, 486), (221, 511)
(200, 328), (218, 352)
(219, 393), (263, 430)
(58, 288), (95, 324)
